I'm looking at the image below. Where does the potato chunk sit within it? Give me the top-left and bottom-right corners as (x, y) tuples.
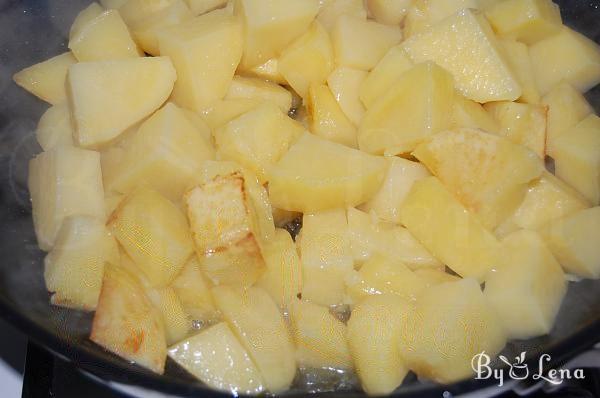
(91, 266), (167, 374)
(68, 56), (176, 148)
(499, 39), (540, 104)
(307, 83), (357, 148)
(147, 287), (191, 345)
(403, 0), (480, 38)
(199, 98), (265, 130)
(244, 58), (287, 85)
(366, 0), (412, 26)
(35, 103), (74, 151)
(451, 94), (500, 134)
(168, 323), (265, 395)
(268, 133), (387, 212)
(226, 76), (293, 114)
(327, 67), (368, 126)
(317, 0), (366, 31)
(485, 230), (566, 339)
(171, 256), (217, 322)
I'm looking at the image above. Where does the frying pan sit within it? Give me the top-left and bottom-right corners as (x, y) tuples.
(0, 1), (599, 396)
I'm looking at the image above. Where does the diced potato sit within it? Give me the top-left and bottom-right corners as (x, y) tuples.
(185, 0), (228, 16)
(235, 0), (320, 70)
(540, 207), (600, 279)
(485, 230), (566, 339)
(212, 286), (296, 393)
(102, 102), (215, 202)
(13, 52), (77, 105)
(168, 323), (265, 395)
(44, 216), (119, 311)
(414, 129), (544, 230)
(485, 0), (562, 45)
(199, 98), (264, 130)
(499, 39), (540, 104)
(551, 114), (600, 204)
(171, 256), (218, 322)
(90, 265), (167, 374)
(359, 157), (429, 224)
(300, 209), (353, 306)
(109, 188), (194, 287)
(289, 299), (352, 369)
(317, 0), (367, 32)
(347, 294), (411, 395)
(257, 229), (302, 309)
(358, 62), (454, 155)
(347, 208), (442, 270)
(28, 146), (105, 251)
(345, 256), (427, 303)
(402, 9), (521, 103)
(400, 177), (501, 282)
(452, 94), (500, 134)
(244, 58), (287, 85)
(69, 3), (104, 40)
(331, 15), (402, 71)
(268, 133), (387, 212)
(225, 76), (292, 114)
(401, 278), (507, 383)
(414, 268), (461, 287)
(180, 108), (213, 143)
(359, 46), (413, 109)
(159, 13), (243, 112)
(403, 0), (480, 38)
(543, 82), (593, 153)
(214, 102), (304, 183)
(530, 26), (600, 95)
(68, 56), (176, 149)
(36, 103), (74, 150)
(484, 101), (547, 158)
(147, 287), (190, 345)
(306, 83), (357, 148)
(366, 0), (412, 26)
(327, 67), (367, 126)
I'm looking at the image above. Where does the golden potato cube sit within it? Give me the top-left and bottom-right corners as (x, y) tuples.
(212, 286), (296, 393)
(486, 0), (561, 44)
(300, 209), (353, 306)
(36, 103), (74, 151)
(551, 114), (600, 204)
(91, 265), (167, 374)
(171, 256), (217, 322)
(317, 0), (367, 31)
(29, 146), (105, 251)
(225, 76), (292, 114)
(69, 3), (104, 40)
(485, 230), (566, 339)
(358, 62), (454, 155)
(44, 216), (119, 311)
(168, 323), (265, 395)
(268, 133), (387, 212)
(307, 83), (357, 148)
(403, 9), (521, 103)
(289, 299), (352, 369)
(348, 294), (411, 395)
(13, 52), (76, 105)
(244, 58), (287, 85)
(366, 0), (412, 26)
(332, 15), (402, 71)
(414, 129), (544, 229)
(199, 98), (265, 130)
(400, 177), (501, 281)
(68, 56), (176, 149)
(403, 0), (480, 38)
(327, 66), (367, 126)
(499, 39), (540, 104)
(359, 45), (413, 109)
(530, 26), (600, 95)
(109, 188), (194, 287)
(451, 94), (500, 134)
(540, 207), (600, 279)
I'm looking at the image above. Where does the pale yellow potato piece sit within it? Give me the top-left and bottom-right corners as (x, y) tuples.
(403, 0), (480, 38)
(307, 83), (357, 148)
(257, 229), (302, 309)
(102, 103), (215, 202)
(403, 9), (521, 103)
(147, 287), (190, 345)
(235, 0), (320, 70)
(331, 15), (402, 71)
(499, 39), (540, 104)
(225, 76), (292, 114)
(91, 265), (167, 374)
(180, 108), (213, 143)
(359, 156), (430, 224)
(366, 0), (412, 26)
(29, 146), (105, 251)
(212, 286), (296, 393)
(13, 52), (76, 105)
(244, 58), (287, 85)
(44, 216), (118, 311)
(451, 94), (500, 134)
(185, 0), (228, 15)
(414, 129), (544, 230)
(485, 230), (566, 339)
(168, 323), (265, 395)
(268, 133), (387, 212)
(69, 3), (104, 40)
(68, 56), (176, 149)
(300, 209), (353, 306)
(317, 0), (366, 32)
(109, 188), (194, 287)
(171, 256), (217, 322)
(358, 62), (454, 155)
(348, 294), (411, 396)
(485, 0), (562, 45)
(414, 268), (461, 287)
(35, 103), (74, 151)
(401, 278), (507, 383)
(540, 207), (600, 279)
(327, 67), (367, 126)
(159, 13), (243, 112)
(551, 114), (600, 205)
(289, 299), (352, 369)
(530, 26), (600, 95)
(400, 177), (501, 282)
(359, 45), (413, 109)
(199, 98), (265, 130)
